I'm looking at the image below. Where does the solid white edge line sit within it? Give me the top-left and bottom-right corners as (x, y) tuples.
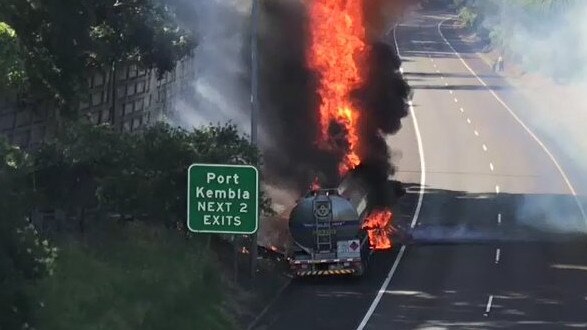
(356, 24), (427, 330)
(438, 17), (587, 225)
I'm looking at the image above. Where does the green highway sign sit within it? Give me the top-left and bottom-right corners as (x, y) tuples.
(187, 164), (259, 234)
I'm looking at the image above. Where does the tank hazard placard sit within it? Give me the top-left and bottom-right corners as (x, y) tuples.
(187, 164), (258, 234)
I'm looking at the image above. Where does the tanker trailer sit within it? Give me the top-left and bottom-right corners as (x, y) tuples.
(287, 176), (371, 277)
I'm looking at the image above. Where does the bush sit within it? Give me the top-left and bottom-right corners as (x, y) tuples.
(459, 6), (478, 27)
(0, 138), (57, 329)
(33, 121), (271, 230)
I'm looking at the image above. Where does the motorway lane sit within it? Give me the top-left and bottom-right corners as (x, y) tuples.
(251, 118), (421, 330)
(360, 10), (587, 329)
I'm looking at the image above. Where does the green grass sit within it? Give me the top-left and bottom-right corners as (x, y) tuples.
(36, 223), (235, 330)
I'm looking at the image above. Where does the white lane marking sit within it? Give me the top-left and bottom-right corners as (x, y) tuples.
(445, 82), (449, 86)
(466, 118), (471, 124)
(474, 130), (479, 136)
(489, 162), (494, 171)
(436, 69), (440, 73)
(495, 185), (500, 194)
(441, 76), (445, 80)
(449, 90), (453, 94)
(460, 107), (464, 113)
(357, 27), (428, 330)
(497, 213), (502, 225)
(485, 295), (494, 313)
(438, 17), (587, 225)
(482, 144), (488, 152)
(454, 97), (458, 103)
(495, 249), (501, 264)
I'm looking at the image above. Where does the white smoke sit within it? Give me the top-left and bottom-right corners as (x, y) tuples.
(472, 1), (587, 233)
(172, 0), (252, 132)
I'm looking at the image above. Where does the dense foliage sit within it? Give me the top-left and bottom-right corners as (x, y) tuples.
(0, 22), (26, 90)
(1, 122), (266, 328)
(0, 0), (195, 112)
(0, 139), (58, 329)
(455, 0), (583, 78)
(34, 122), (269, 230)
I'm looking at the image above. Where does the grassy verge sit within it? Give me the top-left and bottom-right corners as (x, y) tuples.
(35, 222), (235, 330)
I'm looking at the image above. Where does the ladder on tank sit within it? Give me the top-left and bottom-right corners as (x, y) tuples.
(313, 193), (333, 252)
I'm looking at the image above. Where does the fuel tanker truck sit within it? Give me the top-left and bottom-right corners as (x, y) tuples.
(287, 176), (372, 277)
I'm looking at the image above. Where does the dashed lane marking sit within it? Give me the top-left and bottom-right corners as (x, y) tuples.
(485, 295), (494, 314)
(438, 17), (587, 226)
(495, 249), (501, 264)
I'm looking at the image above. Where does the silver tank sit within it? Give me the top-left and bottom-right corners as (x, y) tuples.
(289, 176), (368, 252)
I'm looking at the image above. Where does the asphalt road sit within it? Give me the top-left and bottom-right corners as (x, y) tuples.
(253, 8), (587, 330)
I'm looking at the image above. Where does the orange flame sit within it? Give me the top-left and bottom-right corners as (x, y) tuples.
(362, 209), (393, 250)
(307, 0), (369, 176)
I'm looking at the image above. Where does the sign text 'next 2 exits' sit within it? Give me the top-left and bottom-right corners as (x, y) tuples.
(187, 164), (259, 234)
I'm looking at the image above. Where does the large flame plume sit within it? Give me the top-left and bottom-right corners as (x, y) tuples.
(306, 0), (396, 250)
(306, 0), (368, 176)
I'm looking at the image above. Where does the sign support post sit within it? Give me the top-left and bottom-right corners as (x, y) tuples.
(250, 0), (260, 279)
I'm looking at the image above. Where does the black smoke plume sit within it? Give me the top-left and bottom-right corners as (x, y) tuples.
(353, 42), (411, 208)
(258, 0), (410, 204)
(258, 0), (340, 191)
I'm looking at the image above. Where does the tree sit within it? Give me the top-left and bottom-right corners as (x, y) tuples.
(0, 0), (195, 115)
(0, 22), (26, 91)
(33, 121), (272, 230)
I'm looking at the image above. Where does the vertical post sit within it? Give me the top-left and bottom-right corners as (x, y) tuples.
(109, 61), (117, 125)
(250, 0), (260, 279)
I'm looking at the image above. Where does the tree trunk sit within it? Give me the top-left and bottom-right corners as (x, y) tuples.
(78, 206), (85, 234)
